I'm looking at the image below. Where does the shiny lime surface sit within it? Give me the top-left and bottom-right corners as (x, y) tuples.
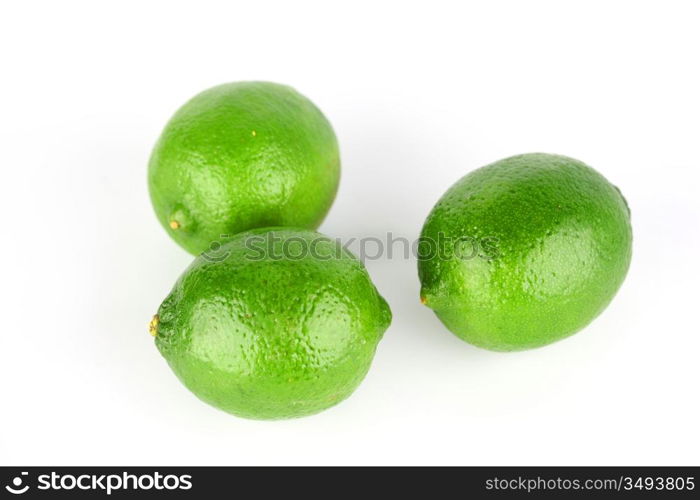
(148, 82), (340, 254)
(153, 228), (391, 419)
(418, 153), (632, 351)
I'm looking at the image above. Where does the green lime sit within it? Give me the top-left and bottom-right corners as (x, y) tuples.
(148, 82), (340, 255)
(151, 228), (391, 419)
(418, 153), (632, 351)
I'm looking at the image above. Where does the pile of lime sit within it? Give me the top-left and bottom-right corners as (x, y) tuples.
(148, 82), (632, 419)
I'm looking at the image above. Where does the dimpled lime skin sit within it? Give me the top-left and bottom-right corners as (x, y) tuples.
(418, 153), (632, 351)
(148, 82), (340, 255)
(153, 228), (391, 419)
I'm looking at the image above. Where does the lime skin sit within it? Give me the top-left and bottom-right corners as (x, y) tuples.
(148, 82), (340, 255)
(152, 228), (392, 419)
(418, 153), (632, 351)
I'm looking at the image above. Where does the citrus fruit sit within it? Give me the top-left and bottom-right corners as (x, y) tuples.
(418, 153), (632, 351)
(148, 82), (340, 255)
(151, 228), (391, 419)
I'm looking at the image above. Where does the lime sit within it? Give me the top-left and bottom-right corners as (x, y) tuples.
(152, 228), (391, 419)
(148, 82), (340, 255)
(418, 153), (632, 351)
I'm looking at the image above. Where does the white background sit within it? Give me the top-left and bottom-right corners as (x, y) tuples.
(1, 0), (698, 466)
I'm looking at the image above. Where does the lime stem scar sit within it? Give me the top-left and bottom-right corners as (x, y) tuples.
(149, 315), (159, 336)
(169, 220), (180, 230)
